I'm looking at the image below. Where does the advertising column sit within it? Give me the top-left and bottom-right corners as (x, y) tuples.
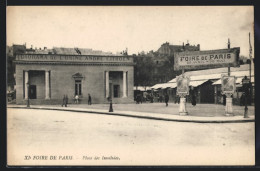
(221, 75), (236, 116)
(176, 75), (190, 115)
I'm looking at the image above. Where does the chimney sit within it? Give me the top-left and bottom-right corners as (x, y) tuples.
(44, 47), (47, 50)
(197, 44), (200, 50)
(31, 45), (33, 49)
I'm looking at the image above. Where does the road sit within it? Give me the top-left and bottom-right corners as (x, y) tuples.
(7, 108), (255, 166)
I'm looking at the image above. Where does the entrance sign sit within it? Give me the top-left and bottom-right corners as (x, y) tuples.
(221, 75), (236, 94)
(15, 54), (133, 63)
(176, 75), (190, 96)
(174, 47), (240, 70)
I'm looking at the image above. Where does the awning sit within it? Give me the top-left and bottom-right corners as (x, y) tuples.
(189, 80), (208, 87)
(212, 76), (254, 85)
(133, 86), (151, 91)
(151, 83), (164, 89)
(235, 77), (254, 84)
(212, 79), (221, 85)
(151, 82), (177, 89)
(161, 83), (177, 89)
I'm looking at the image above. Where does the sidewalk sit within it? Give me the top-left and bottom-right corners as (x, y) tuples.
(7, 103), (255, 123)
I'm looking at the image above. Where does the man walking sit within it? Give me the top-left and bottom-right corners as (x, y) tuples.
(88, 94), (92, 105)
(62, 95), (66, 107)
(165, 93), (169, 107)
(65, 95), (68, 107)
(190, 86), (196, 106)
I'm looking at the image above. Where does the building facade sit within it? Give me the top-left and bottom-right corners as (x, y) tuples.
(14, 54), (134, 105)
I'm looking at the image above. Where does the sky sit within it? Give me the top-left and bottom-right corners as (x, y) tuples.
(7, 6), (254, 57)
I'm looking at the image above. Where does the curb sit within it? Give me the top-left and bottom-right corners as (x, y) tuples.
(7, 106), (255, 123)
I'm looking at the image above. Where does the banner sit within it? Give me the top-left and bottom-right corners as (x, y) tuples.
(174, 47), (240, 70)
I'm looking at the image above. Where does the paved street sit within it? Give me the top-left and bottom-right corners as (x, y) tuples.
(7, 108), (254, 166)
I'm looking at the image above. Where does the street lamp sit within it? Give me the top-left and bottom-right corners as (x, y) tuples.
(27, 82), (30, 107)
(242, 76), (250, 118)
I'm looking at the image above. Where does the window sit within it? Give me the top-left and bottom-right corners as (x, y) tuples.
(72, 73), (84, 96)
(75, 80), (82, 95)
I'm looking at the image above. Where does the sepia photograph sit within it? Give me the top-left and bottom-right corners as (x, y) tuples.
(6, 6), (255, 166)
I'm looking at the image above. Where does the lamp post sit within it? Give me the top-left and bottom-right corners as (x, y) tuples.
(26, 83), (30, 107)
(242, 76), (250, 118)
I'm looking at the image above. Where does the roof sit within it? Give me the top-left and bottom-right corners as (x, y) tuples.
(153, 64), (255, 89)
(53, 47), (116, 56)
(184, 64), (253, 77)
(168, 64), (254, 83)
(212, 76), (255, 85)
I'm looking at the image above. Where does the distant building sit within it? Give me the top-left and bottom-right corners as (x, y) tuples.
(157, 41), (200, 56)
(146, 42), (200, 84)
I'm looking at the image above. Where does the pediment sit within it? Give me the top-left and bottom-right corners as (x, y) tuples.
(72, 72), (84, 78)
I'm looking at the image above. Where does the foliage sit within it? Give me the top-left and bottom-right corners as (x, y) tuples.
(134, 55), (155, 87)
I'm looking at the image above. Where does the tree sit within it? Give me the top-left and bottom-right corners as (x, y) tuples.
(134, 55), (155, 87)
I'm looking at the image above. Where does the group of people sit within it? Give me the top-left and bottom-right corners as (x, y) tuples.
(62, 94), (92, 106)
(135, 86), (197, 107)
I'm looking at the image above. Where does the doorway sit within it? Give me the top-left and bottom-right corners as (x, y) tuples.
(29, 85), (36, 99)
(113, 85), (120, 98)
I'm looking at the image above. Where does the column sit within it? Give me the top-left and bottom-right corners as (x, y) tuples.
(24, 71), (29, 99)
(45, 71), (50, 99)
(105, 71), (109, 98)
(123, 71), (127, 97)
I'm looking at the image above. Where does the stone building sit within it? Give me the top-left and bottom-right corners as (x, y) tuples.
(147, 42), (200, 84)
(14, 47), (134, 105)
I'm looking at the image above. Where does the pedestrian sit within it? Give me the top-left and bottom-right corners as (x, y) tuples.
(222, 94), (226, 106)
(65, 95), (68, 107)
(88, 94), (92, 105)
(150, 95), (154, 103)
(165, 93), (169, 107)
(61, 95), (66, 107)
(190, 86), (196, 106)
(136, 94), (140, 104)
(74, 95), (79, 104)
